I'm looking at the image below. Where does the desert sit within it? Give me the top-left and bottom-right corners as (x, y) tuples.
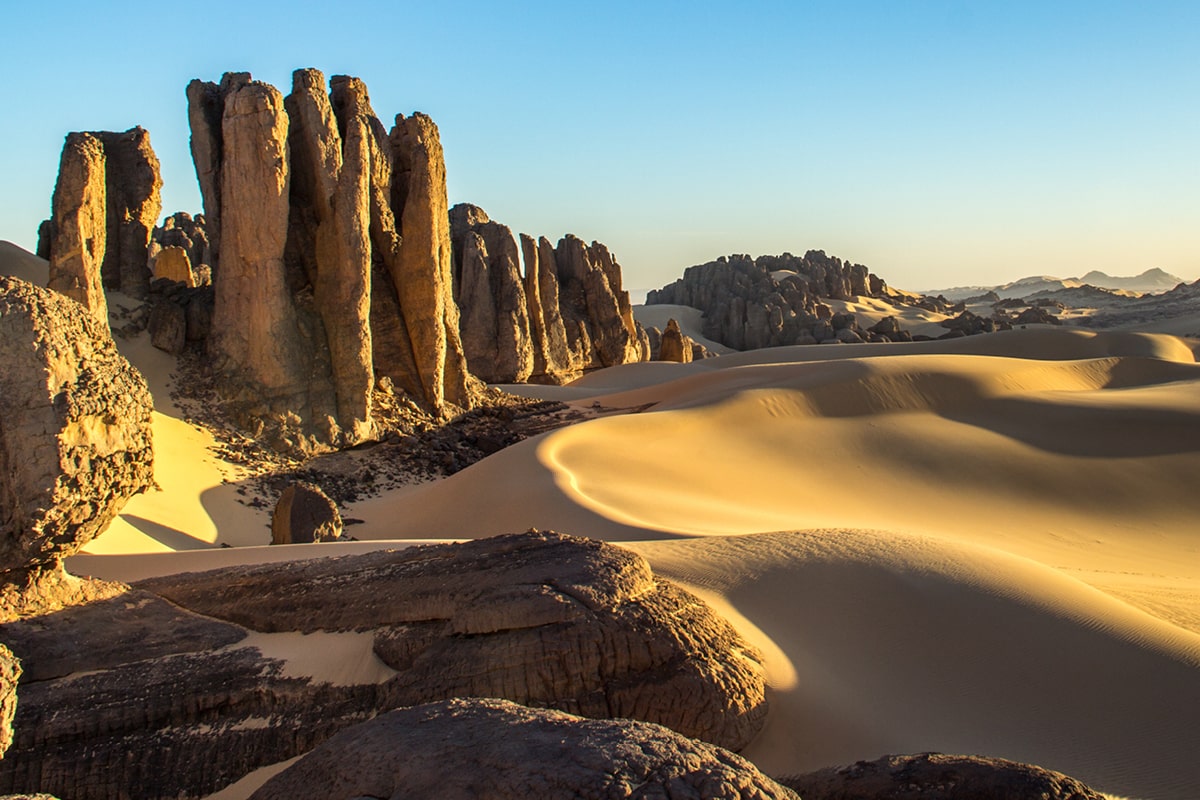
(2, 5), (1199, 800)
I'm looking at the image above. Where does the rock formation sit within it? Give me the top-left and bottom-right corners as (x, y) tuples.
(42, 127), (163, 313)
(251, 698), (797, 800)
(450, 205), (534, 382)
(450, 204), (650, 384)
(658, 318), (694, 363)
(0, 277), (153, 621)
(270, 482), (342, 544)
(647, 251), (892, 350)
(780, 752), (1107, 800)
(0, 645), (18, 757)
(181, 69), (478, 452)
(148, 212), (211, 286)
(0, 531), (767, 799)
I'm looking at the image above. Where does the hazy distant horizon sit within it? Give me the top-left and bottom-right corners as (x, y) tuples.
(2, 1), (1196, 292)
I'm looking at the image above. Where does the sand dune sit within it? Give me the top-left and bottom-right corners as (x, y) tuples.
(4, 243), (1199, 799)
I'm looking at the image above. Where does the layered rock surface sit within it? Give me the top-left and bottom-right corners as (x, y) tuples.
(0, 532), (767, 799)
(450, 204), (650, 383)
(0, 277), (153, 620)
(42, 127), (162, 312)
(251, 698), (797, 800)
(780, 752), (1107, 800)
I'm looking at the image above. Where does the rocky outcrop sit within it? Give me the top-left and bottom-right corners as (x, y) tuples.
(251, 698), (797, 800)
(181, 70), (479, 453)
(0, 277), (153, 621)
(780, 752), (1106, 800)
(450, 205), (649, 384)
(148, 212), (210, 285)
(0, 532), (767, 799)
(451, 205), (534, 382)
(45, 133), (108, 322)
(0, 645), (18, 757)
(646, 251), (891, 350)
(270, 482), (342, 544)
(42, 127), (163, 312)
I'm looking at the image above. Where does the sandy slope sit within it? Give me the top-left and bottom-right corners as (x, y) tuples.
(5, 243), (1200, 799)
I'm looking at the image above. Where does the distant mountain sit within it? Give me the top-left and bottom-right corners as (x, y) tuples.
(930, 268), (1184, 301)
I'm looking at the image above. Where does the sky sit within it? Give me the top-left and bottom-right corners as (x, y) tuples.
(1, 1), (1196, 294)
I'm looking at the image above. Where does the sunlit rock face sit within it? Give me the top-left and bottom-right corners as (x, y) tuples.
(250, 698), (797, 800)
(0, 276), (154, 621)
(449, 203), (650, 385)
(43, 126), (163, 313)
(0, 532), (768, 799)
(184, 69), (478, 454)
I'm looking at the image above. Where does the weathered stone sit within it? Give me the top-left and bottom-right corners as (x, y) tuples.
(270, 481), (342, 544)
(288, 68), (374, 442)
(207, 80), (318, 447)
(0, 532), (767, 799)
(251, 699), (797, 800)
(186, 79), (225, 266)
(390, 112), (473, 411)
(35, 221), (50, 261)
(96, 127), (162, 298)
(534, 234), (576, 375)
(779, 752), (1107, 800)
(148, 299), (187, 354)
(0, 277), (153, 619)
(659, 318), (694, 363)
(449, 208), (534, 383)
(150, 246), (195, 286)
(47, 132), (108, 322)
(0, 644), (19, 757)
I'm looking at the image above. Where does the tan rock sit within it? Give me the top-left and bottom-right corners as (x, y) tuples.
(534, 235), (577, 375)
(288, 69), (373, 442)
(0, 277), (153, 620)
(207, 80), (309, 424)
(150, 245), (195, 286)
(47, 132), (108, 323)
(96, 127), (162, 298)
(0, 644), (18, 757)
(659, 318), (694, 363)
(185, 80), (225, 267)
(390, 112), (472, 410)
(250, 699), (797, 800)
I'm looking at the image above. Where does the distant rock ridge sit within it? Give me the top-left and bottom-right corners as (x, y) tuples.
(39, 127), (163, 317)
(646, 251), (891, 350)
(178, 68), (478, 453)
(450, 203), (650, 383)
(931, 267), (1186, 301)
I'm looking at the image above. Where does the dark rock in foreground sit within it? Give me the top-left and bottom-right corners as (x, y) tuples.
(271, 481), (342, 544)
(780, 752), (1107, 800)
(251, 698), (797, 800)
(0, 532), (767, 799)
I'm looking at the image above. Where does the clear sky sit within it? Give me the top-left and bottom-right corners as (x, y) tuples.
(1, 1), (1196, 293)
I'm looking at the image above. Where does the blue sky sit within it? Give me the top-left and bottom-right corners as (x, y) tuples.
(1, 1), (1196, 292)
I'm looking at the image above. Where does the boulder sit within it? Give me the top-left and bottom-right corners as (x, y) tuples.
(148, 299), (187, 354)
(270, 481), (342, 544)
(0, 532), (767, 799)
(0, 277), (153, 620)
(46, 132), (108, 323)
(251, 698), (797, 800)
(780, 752), (1106, 800)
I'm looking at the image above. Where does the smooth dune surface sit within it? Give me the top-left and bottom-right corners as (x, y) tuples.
(4, 244), (1199, 799)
